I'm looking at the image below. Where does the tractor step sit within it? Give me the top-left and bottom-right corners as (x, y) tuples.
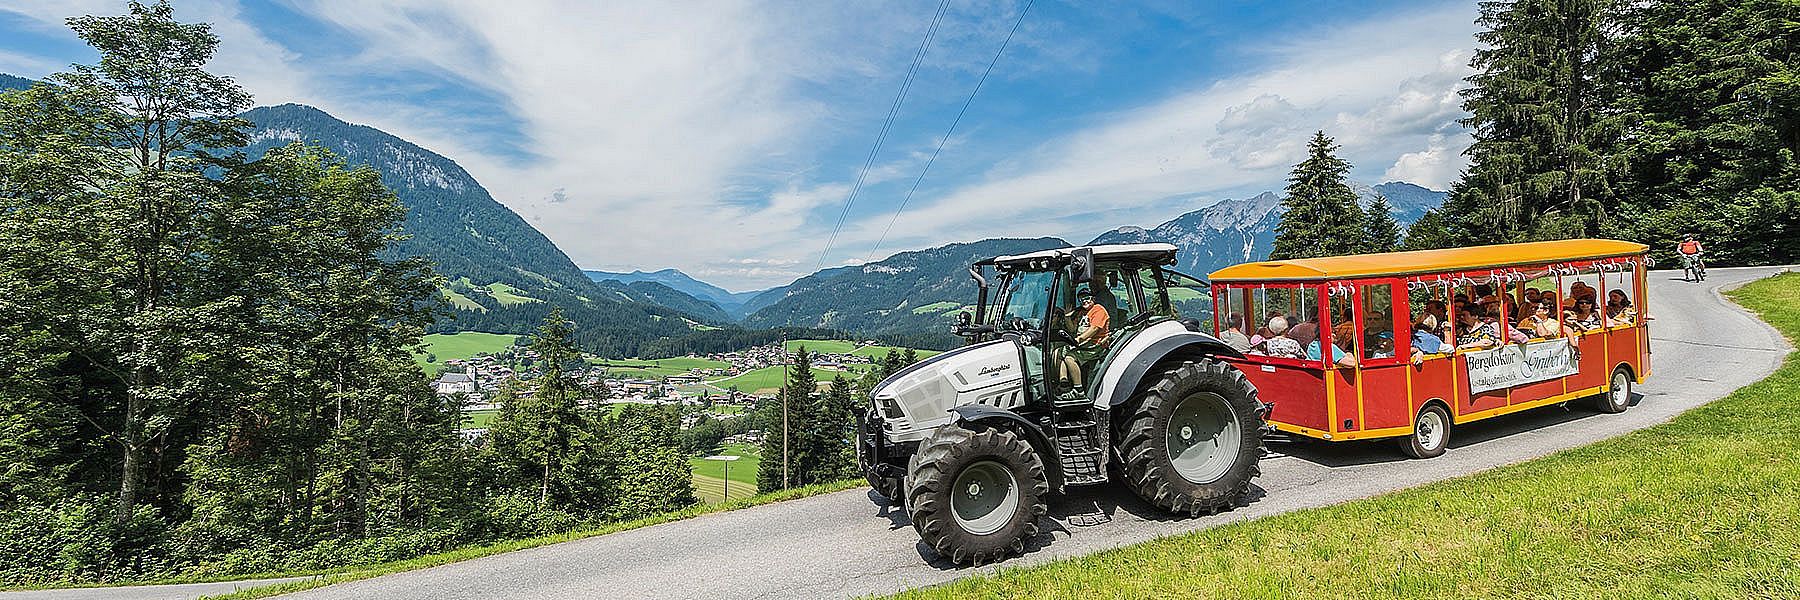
(1059, 449), (1105, 485)
(1053, 419), (1096, 429)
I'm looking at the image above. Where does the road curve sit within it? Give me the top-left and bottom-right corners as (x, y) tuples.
(6, 267), (1790, 600)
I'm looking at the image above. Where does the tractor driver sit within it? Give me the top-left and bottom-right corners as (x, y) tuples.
(1055, 287), (1111, 400)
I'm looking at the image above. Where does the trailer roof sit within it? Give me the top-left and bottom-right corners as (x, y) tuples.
(1208, 239), (1649, 282)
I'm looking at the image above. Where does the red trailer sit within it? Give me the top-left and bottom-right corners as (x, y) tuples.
(1208, 239), (1650, 457)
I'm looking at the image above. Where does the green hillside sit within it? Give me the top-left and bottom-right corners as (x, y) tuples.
(417, 332), (519, 375)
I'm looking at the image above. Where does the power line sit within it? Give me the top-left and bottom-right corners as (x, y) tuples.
(866, 0), (1034, 264)
(812, 0), (953, 273)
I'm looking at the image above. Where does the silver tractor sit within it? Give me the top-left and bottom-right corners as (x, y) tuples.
(857, 243), (1270, 565)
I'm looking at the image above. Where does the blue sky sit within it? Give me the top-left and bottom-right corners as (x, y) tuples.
(0, 1), (1480, 291)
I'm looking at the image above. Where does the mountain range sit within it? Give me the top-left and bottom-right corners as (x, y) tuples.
(1091, 182), (1445, 277)
(237, 103), (713, 355)
(583, 268), (775, 319)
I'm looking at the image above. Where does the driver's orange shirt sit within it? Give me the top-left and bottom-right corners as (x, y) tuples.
(1679, 240), (1702, 255)
(1083, 303), (1111, 344)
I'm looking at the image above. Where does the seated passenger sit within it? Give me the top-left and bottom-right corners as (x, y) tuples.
(1566, 297), (1603, 333)
(1570, 281), (1597, 303)
(1606, 290), (1637, 326)
(1524, 288), (1543, 305)
(1456, 308), (1500, 350)
(1252, 316), (1306, 359)
(1518, 301), (1565, 338)
(1306, 322), (1359, 367)
(1219, 312), (1252, 352)
(1409, 322), (1445, 365)
(1287, 313), (1321, 348)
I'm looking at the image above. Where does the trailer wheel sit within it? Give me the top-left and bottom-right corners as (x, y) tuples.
(1119, 358), (1264, 516)
(905, 426), (1047, 565)
(1596, 367), (1633, 414)
(1400, 403), (1451, 459)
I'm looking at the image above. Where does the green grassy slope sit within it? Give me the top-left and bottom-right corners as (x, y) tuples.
(893, 273), (1800, 600)
(416, 332), (519, 375)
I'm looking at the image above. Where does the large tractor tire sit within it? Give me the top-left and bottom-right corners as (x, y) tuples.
(905, 425), (1047, 565)
(856, 413), (903, 503)
(1119, 358), (1265, 516)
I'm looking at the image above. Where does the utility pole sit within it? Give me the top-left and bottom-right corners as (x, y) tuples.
(781, 334), (790, 490)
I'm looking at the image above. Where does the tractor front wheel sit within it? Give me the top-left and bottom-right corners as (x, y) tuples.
(905, 425), (1047, 565)
(1119, 358), (1265, 516)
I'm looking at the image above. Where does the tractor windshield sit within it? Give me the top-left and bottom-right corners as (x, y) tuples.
(993, 270), (1055, 330)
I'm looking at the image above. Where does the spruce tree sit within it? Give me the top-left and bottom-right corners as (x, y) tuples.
(757, 346), (815, 491)
(1451, 0), (1621, 243)
(1271, 131), (1366, 259)
(1362, 193), (1402, 253)
(488, 307), (598, 509)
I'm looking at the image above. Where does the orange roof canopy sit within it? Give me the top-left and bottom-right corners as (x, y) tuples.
(1208, 239), (1649, 282)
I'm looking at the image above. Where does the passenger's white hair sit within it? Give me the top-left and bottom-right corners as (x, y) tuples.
(1267, 316), (1290, 335)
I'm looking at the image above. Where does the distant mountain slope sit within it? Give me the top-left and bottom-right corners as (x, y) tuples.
(238, 103), (708, 355)
(1091, 182), (1445, 277)
(583, 268), (767, 318)
(0, 73), (33, 92)
(743, 237), (1069, 347)
(593, 279), (732, 323)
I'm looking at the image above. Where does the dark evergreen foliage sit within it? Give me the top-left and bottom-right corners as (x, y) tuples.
(1270, 132), (1367, 259)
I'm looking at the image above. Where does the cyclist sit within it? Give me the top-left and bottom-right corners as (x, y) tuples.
(1676, 235), (1706, 281)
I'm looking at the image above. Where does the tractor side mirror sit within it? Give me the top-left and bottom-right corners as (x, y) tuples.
(1068, 247), (1095, 285)
(955, 311), (972, 327)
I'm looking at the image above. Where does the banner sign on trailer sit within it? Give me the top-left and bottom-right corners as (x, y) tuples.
(1464, 338), (1579, 394)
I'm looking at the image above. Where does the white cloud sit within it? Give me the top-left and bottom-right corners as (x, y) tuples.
(820, 2), (1481, 253)
(1383, 131), (1471, 189)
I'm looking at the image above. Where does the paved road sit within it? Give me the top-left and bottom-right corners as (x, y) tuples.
(7, 267), (1789, 600)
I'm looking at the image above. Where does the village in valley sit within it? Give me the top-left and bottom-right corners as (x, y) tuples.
(427, 338), (925, 442)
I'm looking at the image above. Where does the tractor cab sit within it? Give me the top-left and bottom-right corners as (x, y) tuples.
(957, 243), (1211, 404)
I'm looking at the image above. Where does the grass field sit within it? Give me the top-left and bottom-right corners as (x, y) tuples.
(439, 286), (485, 311)
(891, 272), (1800, 600)
(416, 332), (519, 375)
(462, 409), (499, 429)
(909, 301), (964, 314)
(592, 356), (730, 378)
(483, 282), (539, 306)
(706, 364), (868, 394)
(690, 442), (761, 504)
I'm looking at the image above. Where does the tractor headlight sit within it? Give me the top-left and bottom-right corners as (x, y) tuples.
(877, 394), (905, 420)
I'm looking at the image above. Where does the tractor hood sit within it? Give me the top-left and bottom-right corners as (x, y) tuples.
(870, 340), (1029, 442)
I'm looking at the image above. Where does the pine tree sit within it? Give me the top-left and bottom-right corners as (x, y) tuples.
(488, 307), (601, 510)
(608, 405), (696, 519)
(1451, 0), (1621, 244)
(1362, 192), (1402, 253)
(1271, 131), (1366, 259)
(757, 346), (815, 492)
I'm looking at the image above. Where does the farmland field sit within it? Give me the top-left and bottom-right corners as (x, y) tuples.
(592, 356), (730, 378)
(417, 332), (519, 375)
(690, 442), (760, 503)
(706, 364), (868, 394)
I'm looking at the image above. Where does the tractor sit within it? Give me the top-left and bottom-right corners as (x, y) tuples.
(856, 243), (1269, 565)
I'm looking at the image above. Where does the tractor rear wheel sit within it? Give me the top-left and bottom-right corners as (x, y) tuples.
(1119, 358), (1265, 516)
(905, 425), (1047, 565)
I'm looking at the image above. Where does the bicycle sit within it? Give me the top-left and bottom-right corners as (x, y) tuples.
(1681, 253), (1706, 282)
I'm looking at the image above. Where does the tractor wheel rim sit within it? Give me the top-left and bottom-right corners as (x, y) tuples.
(1165, 391), (1241, 484)
(1417, 410), (1445, 451)
(952, 460), (1019, 536)
(1612, 373), (1629, 407)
